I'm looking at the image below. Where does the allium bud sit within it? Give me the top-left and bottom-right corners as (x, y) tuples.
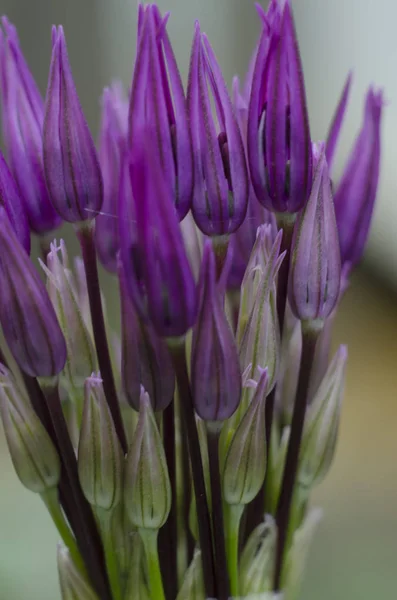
(0, 207), (66, 377)
(176, 549), (205, 600)
(43, 26), (103, 223)
(119, 263), (174, 412)
(276, 320), (302, 424)
(325, 72), (353, 170)
(334, 88), (383, 269)
(96, 83), (128, 272)
(0, 366), (60, 493)
(57, 545), (98, 600)
(288, 146), (341, 324)
(248, 0), (313, 213)
(191, 242), (241, 422)
(129, 5), (193, 220)
(187, 22), (248, 235)
(122, 140), (197, 337)
(39, 240), (96, 394)
(266, 425), (290, 515)
(0, 150), (30, 253)
(223, 368), (267, 505)
(299, 346), (347, 489)
(239, 230), (285, 391)
(124, 390), (171, 530)
(78, 375), (124, 511)
(0, 18), (61, 234)
(239, 516), (276, 596)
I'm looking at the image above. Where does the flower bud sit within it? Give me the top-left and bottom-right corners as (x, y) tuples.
(0, 207), (67, 377)
(40, 240), (96, 394)
(124, 389), (171, 530)
(119, 263), (174, 412)
(0, 366), (60, 493)
(276, 320), (302, 425)
(239, 516), (276, 596)
(57, 545), (98, 600)
(129, 5), (193, 221)
(325, 72), (353, 170)
(239, 230), (285, 391)
(43, 26), (103, 223)
(187, 22), (248, 235)
(266, 424), (290, 515)
(248, 1), (312, 213)
(299, 346), (347, 489)
(0, 149), (30, 253)
(176, 549), (205, 600)
(288, 146), (341, 324)
(78, 375), (124, 511)
(223, 369), (267, 505)
(0, 18), (61, 234)
(191, 242), (241, 422)
(96, 83), (128, 272)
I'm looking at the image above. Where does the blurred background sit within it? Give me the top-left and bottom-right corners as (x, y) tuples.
(0, 0), (396, 599)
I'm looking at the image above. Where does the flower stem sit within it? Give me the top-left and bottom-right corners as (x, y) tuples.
(168, 338), (216, 600)
(225, 503), (244, 597)
(207, 425), (230, 600)
(96, 508), (123, 600)
(274, 324), (320, 590)
(41, 487), (85, 576)
(139, 528), (166, 600)
(76, 222), (127, 454)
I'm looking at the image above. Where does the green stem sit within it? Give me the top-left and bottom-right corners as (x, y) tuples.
(139, 528), (166, 600)
(41, 488), (85, 576)
(225, 503), (244, 597)
(96, 508), (122, 600)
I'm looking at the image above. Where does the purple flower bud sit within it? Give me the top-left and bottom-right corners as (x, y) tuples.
(129, 5), (193, 221)
(43, 26), (103, 223)
(334, 88), (383, 269)
(119, 262), (174, 412)
(122, 140), (197, 338)
(191, 241), (241, 422)
(96, 83), (128, 273)
(0, 150), (30, 253)
(0, 207), (66, 376)
(0, 18), (61, 234)
(288, 145), (341, 323)
(187, 22), (248, 235)
(325, 72), (353, 171)
(248, 1), (312, 213)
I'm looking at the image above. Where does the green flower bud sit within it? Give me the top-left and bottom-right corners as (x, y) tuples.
(40, 240), (96, 394)
(299, 346), (347, 489)
(239, 516), (276, 596)
(0, 366), (60, 493)
(223, 369), (267, 505)
(78, 374), (124, 510)
(176, 549), (205, 600)
(124, 389), (171, 530)
(265, 425), (290, 515)
(57, 545), (98, 600)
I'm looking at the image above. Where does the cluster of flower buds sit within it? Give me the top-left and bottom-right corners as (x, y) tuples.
(0, 1), (383, 600)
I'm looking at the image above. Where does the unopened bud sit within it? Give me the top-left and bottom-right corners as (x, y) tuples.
(57, 545), (98, 600)
(78, 374), (124, 510)
(239, 516), (276, 596)
(176, 549), (205, 600)
(124, 389), (171, 529)
(0, 366), (60, 493)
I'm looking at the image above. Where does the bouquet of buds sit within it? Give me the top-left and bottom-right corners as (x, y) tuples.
(0, 1), (382, 599)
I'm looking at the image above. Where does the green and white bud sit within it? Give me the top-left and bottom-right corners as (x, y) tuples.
(124, 389), (171, 530)
(0, 366), (60, 493)
(265, 425), (290, 515)
(299, 346), (347, 489)
(275, 320), (302, 426)
(78, 374), (124, 511)
(57, 545), (98, 600)
(40, 240), (96, 394)
(176, 549), (205, 600)
(239, 516), (276, 596)
(223, 368), (267, 505)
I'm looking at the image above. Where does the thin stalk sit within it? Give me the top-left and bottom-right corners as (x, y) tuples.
(159, 400), (178, 600)
(207, 426), (230, 600)
(96, 508), (123, 600)
(176, 390), (193, 583)
(139, 528), (166, 600)
(225, 503), (244, 597)
(76, 222), (127, 454)
(274, 325), (319, 590)
(168, 339), (216, 600)
(41, 487), (85, 576)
